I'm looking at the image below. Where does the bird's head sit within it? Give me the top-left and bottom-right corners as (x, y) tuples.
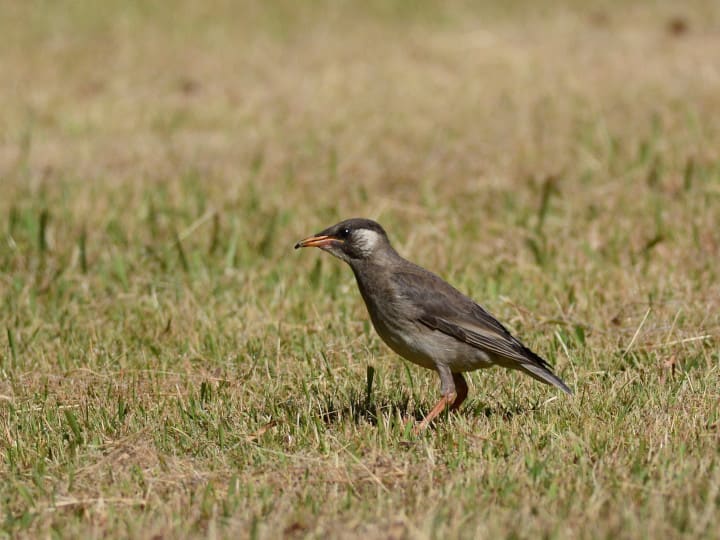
(295, 218), (391, 264)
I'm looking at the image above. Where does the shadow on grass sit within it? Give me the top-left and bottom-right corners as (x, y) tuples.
(319, 391), (541, 427)
(468, 401), (541, 421)
(319, 392), (417, 426)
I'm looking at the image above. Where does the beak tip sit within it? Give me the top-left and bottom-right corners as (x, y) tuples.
(295, 235), (333, 249)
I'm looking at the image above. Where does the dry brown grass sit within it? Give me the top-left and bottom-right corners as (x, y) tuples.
(1, 1), (719, 538)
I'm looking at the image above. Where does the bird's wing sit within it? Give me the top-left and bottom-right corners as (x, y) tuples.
(420, 311), (530, 363)
(391, 269), (571, 393)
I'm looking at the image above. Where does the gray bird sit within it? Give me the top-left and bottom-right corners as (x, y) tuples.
(295, 218), (572, 430)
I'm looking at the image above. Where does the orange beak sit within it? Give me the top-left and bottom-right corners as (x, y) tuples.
(294, 235), (339, 249)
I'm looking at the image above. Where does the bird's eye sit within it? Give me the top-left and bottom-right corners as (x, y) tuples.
(339, 227), (351, 239)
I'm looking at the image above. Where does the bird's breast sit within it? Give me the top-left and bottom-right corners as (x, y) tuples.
(352, 271), (438, 370)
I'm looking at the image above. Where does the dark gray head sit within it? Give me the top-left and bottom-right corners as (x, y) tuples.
(295, 218), (393, 264)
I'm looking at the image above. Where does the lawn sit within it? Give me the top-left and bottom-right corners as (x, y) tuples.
(1, 1), (719, 538)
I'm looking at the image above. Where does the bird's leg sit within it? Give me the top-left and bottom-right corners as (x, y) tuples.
(415, 392), (456, 432)
(415, 366), (458, 432)
(449, 372), (468, 411)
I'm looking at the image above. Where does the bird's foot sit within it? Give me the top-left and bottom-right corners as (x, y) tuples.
(413, 391), (457, 434)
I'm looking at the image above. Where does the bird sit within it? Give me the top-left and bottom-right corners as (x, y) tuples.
(295, 218), (572, 430)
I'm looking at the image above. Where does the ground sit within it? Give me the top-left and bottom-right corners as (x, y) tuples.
(1, 1), (719, 538)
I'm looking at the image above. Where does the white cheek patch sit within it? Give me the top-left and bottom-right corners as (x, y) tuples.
(354, 229), (380, 255)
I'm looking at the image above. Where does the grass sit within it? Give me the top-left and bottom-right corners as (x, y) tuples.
(1, 0), (719, 538)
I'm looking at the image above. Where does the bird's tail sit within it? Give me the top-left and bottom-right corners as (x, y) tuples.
(518, 348), (573, 395)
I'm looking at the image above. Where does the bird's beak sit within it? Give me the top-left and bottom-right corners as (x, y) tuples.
(294, 235), (338, 249)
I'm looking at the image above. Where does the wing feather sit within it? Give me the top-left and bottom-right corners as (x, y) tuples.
(392, 269), (572, 394)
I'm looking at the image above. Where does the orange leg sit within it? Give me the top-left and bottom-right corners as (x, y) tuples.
(449, 373), (468, 411)
(415, 391), (457, 432)
(414, 372), (468, 433)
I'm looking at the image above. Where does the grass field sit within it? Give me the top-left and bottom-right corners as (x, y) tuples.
(2, 1), (720, 538)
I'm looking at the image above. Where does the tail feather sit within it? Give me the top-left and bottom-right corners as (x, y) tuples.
(518, 348), (573, 395)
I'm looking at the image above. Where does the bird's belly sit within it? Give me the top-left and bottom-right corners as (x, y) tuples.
(372, 318), (492, 372)
(377, 325), (437, 370)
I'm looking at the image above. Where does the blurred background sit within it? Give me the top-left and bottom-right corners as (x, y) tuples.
(1, 1), (719, 537)
(3, 0), (718, 346)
